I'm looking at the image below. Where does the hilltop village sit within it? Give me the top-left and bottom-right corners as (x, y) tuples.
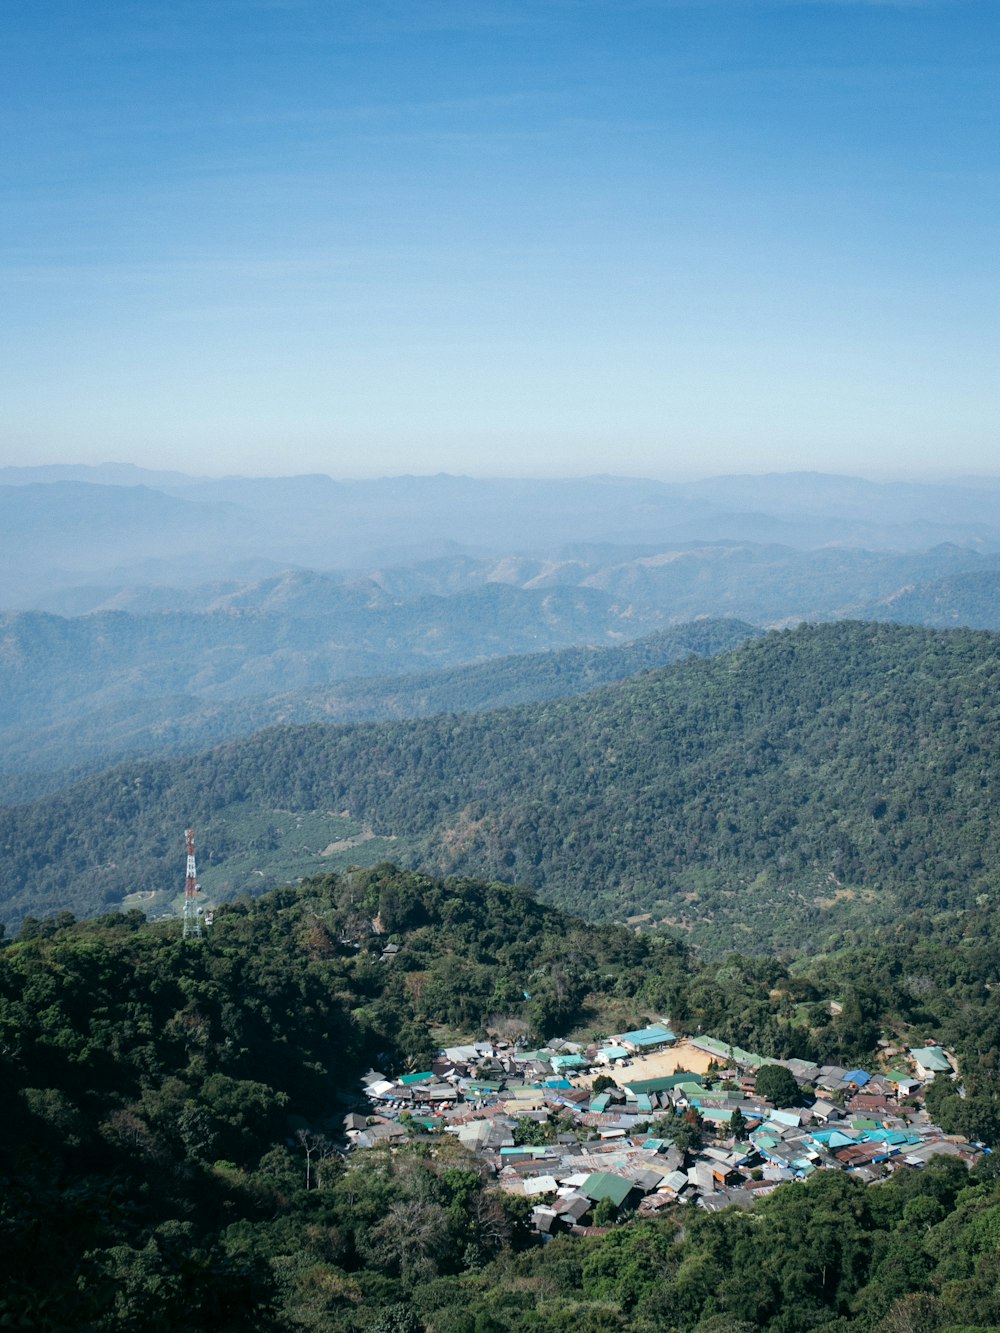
(337, 1023), (977, 1234)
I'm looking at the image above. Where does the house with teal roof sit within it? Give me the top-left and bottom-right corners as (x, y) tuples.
(617, 1023), (676, 1052)
(580, 1172), (640, 1208)
(551, 1053), (589, 1073)
(909, 1047), (951, 1078)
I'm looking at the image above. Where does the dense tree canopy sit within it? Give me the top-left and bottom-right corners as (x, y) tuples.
(2, 621), (998, 957)
(754, 1064), (802, 1109)
(4, 869), (1000, 1330)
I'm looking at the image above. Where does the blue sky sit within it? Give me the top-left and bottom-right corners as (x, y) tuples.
(1, 0), (997, 479)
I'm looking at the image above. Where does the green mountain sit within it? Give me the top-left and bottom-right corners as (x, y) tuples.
(3, 621), (997, 954)
(0, 619), (757, 802)
(859, 568), (1000, 630)
(5, 866), (1000, 1332)
(5, 525), (997, 803)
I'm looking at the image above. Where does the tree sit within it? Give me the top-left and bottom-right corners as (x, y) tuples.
(754, 1064), (801, 1108)
(729, 1107), (747, 1139)
(512, 1116), (551, 1146)
(360, 1199), (454, 1286)
(296, 1129), (336, 1190)
(652, 1109), (703, 1154)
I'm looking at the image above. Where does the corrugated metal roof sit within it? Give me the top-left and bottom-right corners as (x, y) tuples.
(909, 1047), (951, 1072)
(618, 1023), (676, 1047)
(581, 1172), (636, 1206)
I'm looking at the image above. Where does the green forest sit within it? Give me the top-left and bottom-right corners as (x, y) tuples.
(5, 865), (1000, 1331)
(0, 618), (757, 803)
(3, 621), (998, 955)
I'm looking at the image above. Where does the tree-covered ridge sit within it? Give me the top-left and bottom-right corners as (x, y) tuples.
(0, 582), (680, 731)
(0, 867), (733, 1328)
(860, 567), (1000, 631)
(0, 618), (758, 802)
(6, 867), (1000, 1331)
(3, 621), (998, 953)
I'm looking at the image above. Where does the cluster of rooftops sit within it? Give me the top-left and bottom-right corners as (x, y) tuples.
(340, 1024), (977, 1231)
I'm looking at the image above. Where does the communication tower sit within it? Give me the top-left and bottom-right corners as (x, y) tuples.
(182, 826), (203, 940)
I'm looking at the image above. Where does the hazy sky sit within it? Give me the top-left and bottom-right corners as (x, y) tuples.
(2, 0), (998, 480)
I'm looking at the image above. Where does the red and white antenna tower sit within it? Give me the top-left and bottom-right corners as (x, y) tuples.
(182, 826), (203, 940)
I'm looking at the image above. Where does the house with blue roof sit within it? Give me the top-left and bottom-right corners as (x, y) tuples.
(617, 1023), (676, 1052)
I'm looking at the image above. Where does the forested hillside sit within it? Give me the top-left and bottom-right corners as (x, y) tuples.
(861, 568), (1000, 631)
(5, 492), (999, 807)
(0, 585), (670, 729)
(0, 619), (757, 802)
(6, 866), (1000, 1331)
(2, 621), (997, 954)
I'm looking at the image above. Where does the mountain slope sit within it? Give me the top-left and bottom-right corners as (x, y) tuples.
(0, 585), (671, 730)
(0, 620), (758, 799)
(858, 568), (1000, 630)
(3, 621), (997, 953)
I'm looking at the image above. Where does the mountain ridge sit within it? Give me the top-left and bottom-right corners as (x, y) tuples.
(0, 620), (758, 801)
(3, 620), (996, 955)
(5, 468), (1000, 605)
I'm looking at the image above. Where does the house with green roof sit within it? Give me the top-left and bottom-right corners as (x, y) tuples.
(674, 1080), (709, 1101)
(551, 1053), (590, 1073)
(580, 1172), (639, 1208)
(689, 1036), (768, 1067)
(623, 1072), (705, 1096)
(909, 1047), (951, 1078)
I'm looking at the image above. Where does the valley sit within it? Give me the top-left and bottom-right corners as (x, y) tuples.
(3, 468), (1000, 1333)
(8, 0), (999, 1320)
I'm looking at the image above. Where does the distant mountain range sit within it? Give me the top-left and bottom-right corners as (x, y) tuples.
(2, 466), (998, 812)
(25, 543), (1000, 626)
(4, 467), (1000, 607)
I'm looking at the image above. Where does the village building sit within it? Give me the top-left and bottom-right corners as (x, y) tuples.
(341, 1019), (974, 1234)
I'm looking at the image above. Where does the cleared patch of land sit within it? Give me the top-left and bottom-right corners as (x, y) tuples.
(320, 828), (378, 855)
(576, 1039), (718, 1089)
(607, 1039), (717, 1083)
